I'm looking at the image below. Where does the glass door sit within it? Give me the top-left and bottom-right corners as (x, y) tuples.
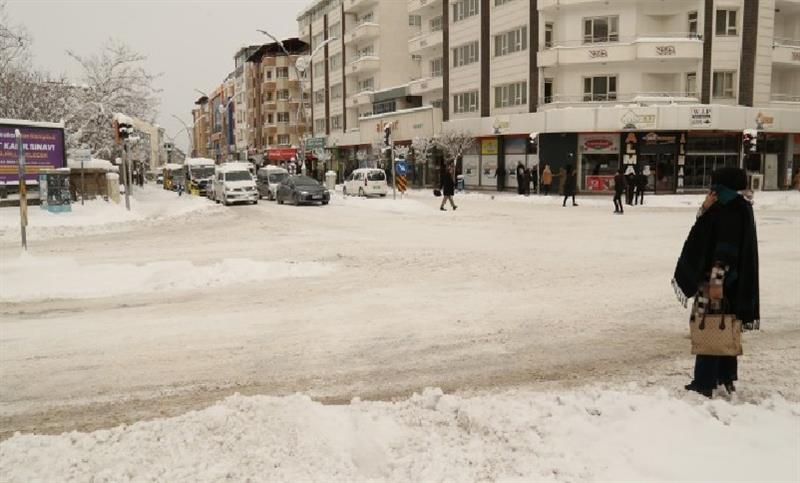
(640, 153), (677, 193)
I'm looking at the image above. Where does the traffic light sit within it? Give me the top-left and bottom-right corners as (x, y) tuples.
(742, 129), (758, 153)
(114, 120), (133, 144)
(383, 123), (392, 149)
(529, 132), (539, 154)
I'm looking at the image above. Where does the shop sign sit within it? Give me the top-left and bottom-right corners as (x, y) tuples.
(756, 111), (775, 130)
(579, 133), (619, 153)
(620, 108), (657, 130)
(267, 147), (297, 161)
(690, 107), (712, 127)
(655, 45), (676, 56)
(585, 175), (614, 191)
(481, 138), (498, 155)
(492, 117), (509, 133)
(305, 137), (326, 150)
(641, 132), (677, 145)
(589, 49), (608, 59)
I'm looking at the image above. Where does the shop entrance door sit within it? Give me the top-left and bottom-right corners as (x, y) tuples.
(640, 153), (677, 193)
(764, 154), (779, 190)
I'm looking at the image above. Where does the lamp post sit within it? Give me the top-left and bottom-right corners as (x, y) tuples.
(170, 114), (195, 158)
(258, 29), (337, 175)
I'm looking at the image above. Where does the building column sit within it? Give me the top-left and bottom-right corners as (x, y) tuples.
(738, 0), (759, 106)
(700, 0), (714, 104)
(442, 0), (450, 122)
(529, 0), (539, 113)
(323, 14), (331, 135)
(309, 23), (315, 136)
(341, 3), (347, 131)
(480, 0), (491, 118)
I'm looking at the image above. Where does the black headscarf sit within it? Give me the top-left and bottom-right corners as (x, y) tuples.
(672, 168), (760, 328)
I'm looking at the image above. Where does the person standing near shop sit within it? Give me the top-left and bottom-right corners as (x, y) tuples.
(516, 162), (526, 195)
(440, 163), (457, 211)
(635, 168), (647, 205)
(625, 166), (636, 205)
(562, 164), (578, 207)
(541, 164), (553, 195)
(672, 167), (759, 398)
(613, 167), (626, 214)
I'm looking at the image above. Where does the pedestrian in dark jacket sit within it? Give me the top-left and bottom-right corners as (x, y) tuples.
(440, 163), (457, 211)
(562, 164), (578, 207)
(613, 168), (626, 214)
(635, 170), (647, 205)
(672, 167), (759, 398)
(516, 162), (525, 195)
(625, 166), (635, 205)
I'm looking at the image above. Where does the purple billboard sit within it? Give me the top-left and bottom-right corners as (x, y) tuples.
(0, 123), (66, 182)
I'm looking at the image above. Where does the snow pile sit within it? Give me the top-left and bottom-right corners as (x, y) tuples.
(0, 256), (335, 302)
(0, 185), (223, 242)
(1, 387), (797, 482)
(66, 158), (117, 171)
(329, 189), (431, 214)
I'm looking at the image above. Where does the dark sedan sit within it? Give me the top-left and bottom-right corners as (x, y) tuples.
(276, 176), (331, 206)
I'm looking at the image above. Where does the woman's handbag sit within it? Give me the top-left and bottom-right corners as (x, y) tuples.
(690, 305), (743, 356)
(433, 189), (442, 197)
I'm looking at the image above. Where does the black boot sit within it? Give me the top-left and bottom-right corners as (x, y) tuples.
(685, 382), (713, 398)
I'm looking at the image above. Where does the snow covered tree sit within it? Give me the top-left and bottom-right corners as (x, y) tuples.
(66, 40), (161, 159)
(0, 1), (29, 75)
(411, 136), (436, 165)
(434, 130), (475, 166)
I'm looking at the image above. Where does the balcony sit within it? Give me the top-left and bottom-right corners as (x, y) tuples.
(343, 0), (379, 14)
(345, 56), (380, 77)
(348, 91), (373, 107)
(408, 0), (442, 14)
(344, 22), (380, 46)
(539, 35), (702, 67)
(770, 93), (800, 103)
(772, 39), (800, 65)
(539, 92), (699, 109)
(408, 30), (443, 55)
(408, 76), (443, 96)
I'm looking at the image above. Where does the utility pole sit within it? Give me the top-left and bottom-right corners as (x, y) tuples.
(15, 129), (27, 250)
(384, 122), (396, 200)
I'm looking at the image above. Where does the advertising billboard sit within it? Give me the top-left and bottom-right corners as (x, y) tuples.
(0, 123), (66, 183)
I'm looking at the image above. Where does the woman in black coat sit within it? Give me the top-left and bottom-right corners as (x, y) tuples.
(562, 164), (578, 207)
(613, 168), (626, 214)
(673, 167), (759, 398)
(440, 163), (457, 211)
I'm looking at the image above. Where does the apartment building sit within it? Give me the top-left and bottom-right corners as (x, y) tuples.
(234, 46), (261, 161)
(191, 96), (210, 159)
(437, 0), (800, 192)
(297, 0), (442, 174)
(244, 38), (309, 165)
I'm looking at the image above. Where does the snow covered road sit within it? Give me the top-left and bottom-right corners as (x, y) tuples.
(1, 189), (799, 451)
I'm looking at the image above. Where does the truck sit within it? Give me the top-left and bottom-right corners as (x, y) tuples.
(0, 119), (67, 205)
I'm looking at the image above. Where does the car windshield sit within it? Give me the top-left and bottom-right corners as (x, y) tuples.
(294, 176), (319, 187)
(367, 171), (385, 181)
(191, 167), (215, 178)
(225, 171), (252, 182)
(269, 173), (288, 183)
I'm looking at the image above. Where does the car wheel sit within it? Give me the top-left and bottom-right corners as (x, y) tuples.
(322, 201), (329, 205)
(380, 194), (386, 197)
(358, 188), (365, 197)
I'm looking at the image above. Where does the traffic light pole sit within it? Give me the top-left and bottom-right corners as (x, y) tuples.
(123, 141), (131, 211)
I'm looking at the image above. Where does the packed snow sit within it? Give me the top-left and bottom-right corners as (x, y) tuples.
(1, 388), (797, 483)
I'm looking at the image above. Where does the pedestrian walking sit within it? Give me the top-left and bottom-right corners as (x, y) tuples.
(625, 165), (635, 205)
(634, 168), (647, 205)
(541, 164), (553, 195)
(672, 167), (759, 398)
(613, 168), (626, 214)
(516, 162), (526, 195)
(528, 165), (537, 195)
(440, 163), (457, 211)
(562, 164), (578, 207)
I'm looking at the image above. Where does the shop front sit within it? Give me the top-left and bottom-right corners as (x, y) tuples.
(635, 131), (682, 194)
(578, 133), (620, 192)
(503, 136), (532, 191)
(266, 147), (297, 165)
(684, 132), (740, 190)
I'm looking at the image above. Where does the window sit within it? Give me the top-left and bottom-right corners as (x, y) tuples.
(582, 75), (617, 101)
(358, 77), (374, 92)
(453, 41), (479, 67)
(356, 45), (374, 59)
(276, 67), (289, 79)
(328, 22), (340, 39)
(452, 0), (479, 22)
(430, 16), (443, 32)
(583, 16), (619, 44)
(430, 57), (443, 77)
(688, 11), (698, 38)
(545, 23), (554, 48)
(330, 83), (343, 100)
(315, 119), (326, 132)
(495, 0), (516, 5)
(266, 92), (274, 102)
(329, 53), (342, 70)
(495, 81), (527, 108)
(453, 91), (478, 113)
(314, 61), (325, 78)
(277, 89), (290, 101)
(265, 69), (273, 80)
(409, 15), (421, 27)
(359, 12), (374, 23)
(432, 99), (443, 109)
(331, 115), (342, 130)
(373, 100), (396, 115)
(314, 89), (325, 104)
(715, 9), (737, 36)
(277, 134), (290, 145)
(494, 26), (527, 57)
(267, 113), (274, 124)
(544, 78), (553, 104)
(712, 71), (735, 98)
(277, 112), (290, 123)
(312, 33), (324, 49)
(686, 72), (697, 97)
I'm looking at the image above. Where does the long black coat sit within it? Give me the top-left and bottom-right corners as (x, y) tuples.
(563, 171), (577, 196)
(441, 171), (456, 196)
(614, 173), (627, 194)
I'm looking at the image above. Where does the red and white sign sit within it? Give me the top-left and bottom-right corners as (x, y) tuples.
(267, 148), (297, 161)
(585, 175), (615, 191)
(578, 133), (619, 154)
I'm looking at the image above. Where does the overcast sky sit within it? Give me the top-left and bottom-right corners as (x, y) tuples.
(7, 0), (309, 152)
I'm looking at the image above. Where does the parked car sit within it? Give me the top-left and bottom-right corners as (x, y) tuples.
(256, 165), (289, 201)
(276, 175), (330, 206)
(156, 174), (163, 185)
(213, 163), (258, 206)
(343, 168), (388, 197)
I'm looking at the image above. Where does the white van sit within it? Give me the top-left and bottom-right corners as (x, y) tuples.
(213, 163), (258, 205)
(343, 168), (388, 197)
(256, 165), (289, 201)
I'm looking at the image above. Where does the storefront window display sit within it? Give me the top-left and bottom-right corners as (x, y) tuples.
(480, 139), (499, 188)
(578, 133), (620, 191)
(637, 132), (680, 193)
(462, 142), (480, 187)
(504, 137), (528, 190)
(684, 133), (740, 190)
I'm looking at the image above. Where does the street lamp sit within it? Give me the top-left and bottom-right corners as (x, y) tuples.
(170, 114), (195, 157)
(258, 29), (337, 175)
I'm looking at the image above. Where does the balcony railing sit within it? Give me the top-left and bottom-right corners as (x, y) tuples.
(544, 33), (702, 49)
(770, 93), (800, 103)
(773, 37), (800, 48)
(540, 92), (699, 107)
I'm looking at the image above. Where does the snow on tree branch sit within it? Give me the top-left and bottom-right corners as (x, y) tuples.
(434, 130), (475, 164)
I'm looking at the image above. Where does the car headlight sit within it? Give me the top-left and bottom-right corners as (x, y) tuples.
(300, 191), (309, 195)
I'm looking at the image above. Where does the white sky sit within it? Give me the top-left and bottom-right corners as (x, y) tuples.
(7, 0), (309, 152)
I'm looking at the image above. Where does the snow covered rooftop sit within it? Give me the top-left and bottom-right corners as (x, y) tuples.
(184, 158), (216, 167)
(216, 162), (252, 174)
(67, 158), (116, 171)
